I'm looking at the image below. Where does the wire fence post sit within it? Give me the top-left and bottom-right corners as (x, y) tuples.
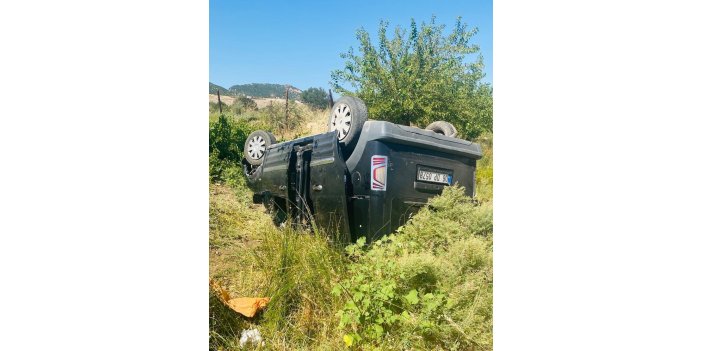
(217, 89), (223, 114)
(285, 86), (289, 130)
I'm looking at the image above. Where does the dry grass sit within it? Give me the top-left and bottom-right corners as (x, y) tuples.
(208, 94), (305, 109)
(209, 178), (349, 350)
(209, 183), (268, 294)
(209, 93), (331, 141)
(209, 94), (236, 105)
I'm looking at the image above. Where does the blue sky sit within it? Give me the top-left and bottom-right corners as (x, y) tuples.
(210, 0), (492, 91)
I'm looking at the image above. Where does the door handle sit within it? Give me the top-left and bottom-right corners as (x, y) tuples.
(312, 184), (323, 192)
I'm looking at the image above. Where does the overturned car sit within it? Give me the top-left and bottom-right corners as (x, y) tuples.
(242, 96), (482, 243)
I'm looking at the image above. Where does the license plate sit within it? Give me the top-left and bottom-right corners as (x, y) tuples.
(417, 168), (451, 185)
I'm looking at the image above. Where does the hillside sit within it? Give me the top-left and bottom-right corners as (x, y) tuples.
(209, 82), (232, 96)
(228, 83), (301, 100)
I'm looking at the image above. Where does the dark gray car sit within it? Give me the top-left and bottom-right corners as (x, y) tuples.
(243, 96), (482, 242)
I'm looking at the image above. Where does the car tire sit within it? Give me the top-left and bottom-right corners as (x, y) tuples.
(425, 121), (458, 138)
(244, 130), (276, 166)
(329, 96), (368, 154)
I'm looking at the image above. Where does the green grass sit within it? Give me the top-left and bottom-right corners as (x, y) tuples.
(475, 133), (493, 204)
(209, 108), (493, 350)
(210, 180), (349, 350)
(334, 186), (492, 350)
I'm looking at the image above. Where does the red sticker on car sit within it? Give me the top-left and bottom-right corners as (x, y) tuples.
(371, 155), (387, 191)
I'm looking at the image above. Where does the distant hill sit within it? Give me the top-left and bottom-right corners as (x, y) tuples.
(209, 82), (232, 96)
(228, 83), (301, 100)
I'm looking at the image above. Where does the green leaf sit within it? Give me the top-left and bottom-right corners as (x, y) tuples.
(340, 313), (351, 327)
(343, 334), (354, 347)
(373, 323), (384, 337)
(404, 289), (419, 305)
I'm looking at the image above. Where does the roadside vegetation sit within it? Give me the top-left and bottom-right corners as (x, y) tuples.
(331, 16), (492, 139)
(209, 106), (493, 350)
(210, 16), (493, 351)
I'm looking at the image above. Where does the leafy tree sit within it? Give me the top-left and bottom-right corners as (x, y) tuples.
(331, 16), (492, 139)
(301, 87), (329, 110)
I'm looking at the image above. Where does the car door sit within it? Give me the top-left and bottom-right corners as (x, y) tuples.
(308, 132), (351, 242)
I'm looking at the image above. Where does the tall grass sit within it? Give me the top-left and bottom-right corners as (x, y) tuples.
(253, 227), (348, 348)
(209, 100), (493, 350)
(210, 185), (493, 349)
(209, 178), (349, 350)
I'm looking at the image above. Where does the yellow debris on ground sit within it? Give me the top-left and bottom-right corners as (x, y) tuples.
(210, 278), (270, 318)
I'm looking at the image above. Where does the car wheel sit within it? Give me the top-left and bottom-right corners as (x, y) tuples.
(329, 96), (368, 153)
(244, 130), (276, 166)
(425, 121), (458, 138)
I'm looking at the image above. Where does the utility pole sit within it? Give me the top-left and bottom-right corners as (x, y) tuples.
(328, 89), (334, 109)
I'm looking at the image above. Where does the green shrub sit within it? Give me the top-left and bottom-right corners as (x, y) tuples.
(230, 96), (258, 114)
(209, 115), (255, 182)
(475, 133), (493, 203)
(260, 102), (304, 135)
(301, 87), (330, 110)
(333, 186), (493, 350)
(209, 101), (228, 114)
(210, 96), (258, 115)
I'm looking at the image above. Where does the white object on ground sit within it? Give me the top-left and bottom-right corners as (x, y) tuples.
(239, 328), (264, 348)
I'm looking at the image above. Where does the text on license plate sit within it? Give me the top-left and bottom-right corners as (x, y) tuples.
(417, 169), (451, 184)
